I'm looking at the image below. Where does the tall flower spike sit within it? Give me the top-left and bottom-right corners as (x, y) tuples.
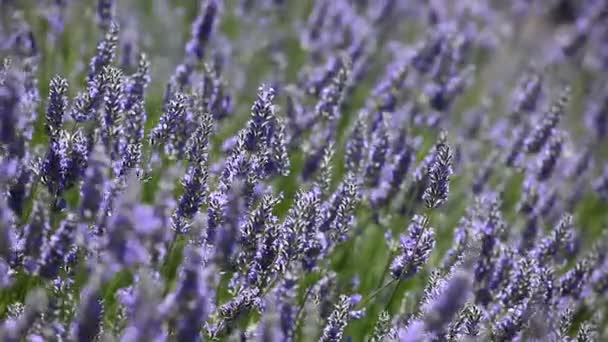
(511, 69), (542, 115)
(122, 52), (151, 113)
(422, 269), (473, 337)
(96, 0), (115, 31)
(71, 275), (103, 342)
(315, 55), (351, 122)
(319, 295), (358, 342)
(64, 129), (90, 191)
(244, 85), (276, 152)
(423, 136), (453, 209)
(370, 311), (393, 342)
(524, 85), (570, 154)
(345, 112), (367, 173)
(21, 193), (49, 272)
(171, 246), (212, 341)
(536, 131), (563, 181)
(390, 215), (435, 280)
(491, 304), (526, 341)
(364, 118), (390, 188)
(40, 130), (69, 199)
(185, 0), (219, 60)
(45, 76), (68, 138)
(329, 173), (359, 243)
(101, 66), (125, 161)
(533, 213), (575, 265)
(149, 92), (188, 155)
(171, 115), (212, 233)
(87, 21), (119, 83)
(37, 219), (77, 279)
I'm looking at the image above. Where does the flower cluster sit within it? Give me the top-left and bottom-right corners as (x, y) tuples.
(1, 0), (608, 341)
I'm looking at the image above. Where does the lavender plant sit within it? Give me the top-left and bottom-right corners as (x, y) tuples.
(0, 0), (608, 341)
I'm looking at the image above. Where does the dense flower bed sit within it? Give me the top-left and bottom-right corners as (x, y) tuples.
(1, 0), (608, 341)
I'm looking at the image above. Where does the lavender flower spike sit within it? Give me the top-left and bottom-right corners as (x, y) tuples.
(524, 85), (571, 154)
(423, 139), (454, 209)
(45, 76), (68, 138)
(390, 215), (435, 280)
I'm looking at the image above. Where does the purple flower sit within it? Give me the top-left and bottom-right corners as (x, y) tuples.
(511, 70), (543, 115)
(364, 120), (389, 188)
(40, 130), (69, 200)
(422, 269), (472, 337)
(320, 295), (358, 342)
(390, 215), (435, 280)
(87, 21), (119, 83)
(491, 304), (527, 341)
(171, 115), (212, 233)
(149, 92), (188, 156)
(536, 131), (563, 181)
(96, 0), (115, 31)
(38, 219), (77, 279)
(171, 246), (213, 341)
(79, 145), (109, 221)
(21, 197), (49, 271)
(524, 86), (570, 154)
(345, 114), (368, 173)
(45, 76), (68, 138)
(185, 0), (219, 61)
(65, 129), (90, 190)
(71, 276), (103, 342)
(122, 53), (150, 114)
(423, 139), (453, 209)
(100, 66), (125, 161)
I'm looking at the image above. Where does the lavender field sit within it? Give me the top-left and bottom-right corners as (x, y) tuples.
(1, 0), (608, 341)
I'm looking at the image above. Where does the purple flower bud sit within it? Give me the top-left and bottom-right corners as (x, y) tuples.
(314, 56), (351, 122)
(149, 92), (188, 157)
(79, 145), (109, 221)
(120, 273), (168, 341)
(491, 304), (526, 341)
(423, 270), (472, 337)
(390, 215), (435, 280)
(172, 246), (212, 341)
(345, 113), (368, 172)
(71, 77), (103, 122)
(96, 0), (115, 31)
(211, 287), (262, 338)
(364, 120), (389, 188)
(122, 53), (150, 114)
(71, 277), (103, 342)
(511, 70), (542, 115)
(536, 131), (563, 181)
(320, 295), (357, 342)
(45, 76), (68, 138)
(22, 194), (50, 271)
(0, 70), (22, 149)
(172, 116), (212, 233)
(38, 219), (77, 279)
(65, 129), (90, 190)
(41, 130), (70, 199)
(88, 21), (119, 83)
(100, 66), (125, 161)
(559, 258), (590, 299)
(498, 257), (537, 307)
(423, 139), (453, 209)
(185, 0), (219, 61)
(524, 86), (570, 154)
(0, 200), (15, 263)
